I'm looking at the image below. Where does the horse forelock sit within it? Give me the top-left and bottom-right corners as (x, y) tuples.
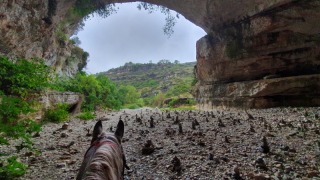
(77, 133), (124, 180)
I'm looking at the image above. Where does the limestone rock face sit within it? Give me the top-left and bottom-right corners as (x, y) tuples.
(194, 0), (320, 108)
(0, 0), (86, 76)
(37, 91), (83, 112)
(195, 75), (320, 109)
(27, 91), (83, 120)
(1, 0), (319, 108)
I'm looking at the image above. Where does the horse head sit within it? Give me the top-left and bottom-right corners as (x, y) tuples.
(77, 120), (128, 180)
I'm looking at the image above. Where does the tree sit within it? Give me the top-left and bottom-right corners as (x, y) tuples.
(137, 2), (179, 37)
(70, 36), (81, 45)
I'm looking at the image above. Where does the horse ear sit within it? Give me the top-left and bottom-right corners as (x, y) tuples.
(115, 120), (124, 140)
(91, 120), (102, 144)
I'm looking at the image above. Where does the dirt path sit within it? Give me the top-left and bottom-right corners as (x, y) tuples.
(8, 107), (320, 179)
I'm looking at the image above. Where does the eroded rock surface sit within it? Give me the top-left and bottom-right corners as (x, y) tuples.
(194, 0), (320, 108)
(1, 0), (319, 107)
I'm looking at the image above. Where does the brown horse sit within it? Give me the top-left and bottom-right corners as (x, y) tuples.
(76, 120), (129, 180)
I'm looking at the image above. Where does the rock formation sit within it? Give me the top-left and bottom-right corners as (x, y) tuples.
(193, 0), (320, 108)
(0, 0), (319, 108)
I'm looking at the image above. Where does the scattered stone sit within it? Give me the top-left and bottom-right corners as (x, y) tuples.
(281, 145), (290, 151)
(62, 141), (75, 149)
(171, 156), (182, 175)
(60, 132), (68, 138)
(165, 128), (176, 136)
(198, 140), (205, 147)
(208, 153), (214, 160)
(173, 116), (180, 124)
(12, 107), (320, 179)
(261, 136), (270, 153)
(142, 140), (155, 155)
(245, 109), (254, 120)
(85, 128), (92, 136)
(167, 113), (171, 118)
(33, 132), (40, 137)
(193, 119), (200, 126)
(232, 165), (243, 180)
(249, 124), (255, 133)
(253, 173), (270, 180)
(191, 121), (196, 130)
(149, 116), (155, 128)
(24, 152), (33, 157)
(56, 162), (66, 169)
(178, 123), (183, 134)
(307, 170), (319, 178)
(67, 160), (76, 165)
(61, 123), (69, 130)
(225, 136), (230, 143)
(255, 157), (268, 171)
(218, 118), (225, 127)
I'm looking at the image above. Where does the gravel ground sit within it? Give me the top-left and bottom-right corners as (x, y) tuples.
(2, 107), (320, 179)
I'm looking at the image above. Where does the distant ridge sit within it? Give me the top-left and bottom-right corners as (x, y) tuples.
(100, 60), (196, 99)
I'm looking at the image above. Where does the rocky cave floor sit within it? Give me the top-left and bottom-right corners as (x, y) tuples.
(2, 107), (320, 179)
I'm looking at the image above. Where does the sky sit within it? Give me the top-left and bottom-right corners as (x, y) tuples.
(76, 2), (207, 74)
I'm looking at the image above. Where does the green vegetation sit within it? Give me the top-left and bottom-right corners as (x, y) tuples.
(0, 55), (196, 178)
(43, 103), (69, 123)
(52, 72), (144, 111)
(0, 56), (47, 142)
(103, 60), (196, 108)
(0, 56), (50, 97)
(0, 55), (147, 178)
(64, 1), (178, 37)
(161, 105), (196, 111)
(77, 111), (96, 120)
(0, 56), (46, 178)
(0, 156), (27, 179)
(136, 2), (179, 36)
(168, 98), (196, 108)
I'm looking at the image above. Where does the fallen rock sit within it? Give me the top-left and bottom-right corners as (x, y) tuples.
(61, 123), (69, 130)
(142, 140), (155, 155)
(171, 156), (182, 175)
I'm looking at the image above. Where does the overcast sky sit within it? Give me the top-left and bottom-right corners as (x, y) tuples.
(76, 2), (206, 74)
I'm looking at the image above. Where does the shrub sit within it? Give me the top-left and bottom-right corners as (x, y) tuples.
(0, 95), (32, 124)
(0, 56), (50, 97)
(56, 30), (68, 45)
(52, 72), (124, 111)
(186, 99), (196, 105)
(168, 98), (179, 107)
(125, 104), (140, 109)
(72, 0), (117, 18)
(0, 156), (27, 179)
(0, 56), (49, 179)
(77, 111), (95, 120)
(43, 103), (69, 123)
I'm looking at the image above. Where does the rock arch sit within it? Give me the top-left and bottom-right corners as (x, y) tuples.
(0, 0), (319, 108)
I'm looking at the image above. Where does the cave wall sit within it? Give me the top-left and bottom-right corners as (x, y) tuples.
(0, 0), (86, 76)
(194, 0), (320, 108)
(0, 0), (319, 108)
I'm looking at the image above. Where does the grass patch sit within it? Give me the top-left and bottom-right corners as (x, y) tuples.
(0, 156), (27, 179)
(43, 103), (69, 123)
(76, 111), (95, 120)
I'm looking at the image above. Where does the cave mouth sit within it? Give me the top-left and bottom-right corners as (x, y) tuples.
(73, 2), (206, 74)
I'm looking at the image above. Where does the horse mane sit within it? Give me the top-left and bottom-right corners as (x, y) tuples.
(77, 133), (124, 180)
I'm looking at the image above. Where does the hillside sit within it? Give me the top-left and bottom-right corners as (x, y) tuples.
(100, 60), (196, 107)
